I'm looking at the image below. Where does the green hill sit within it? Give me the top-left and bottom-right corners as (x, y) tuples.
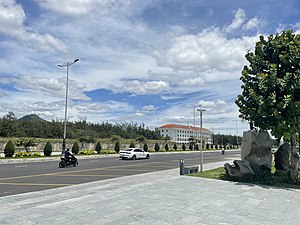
(18, 114), (48, 122)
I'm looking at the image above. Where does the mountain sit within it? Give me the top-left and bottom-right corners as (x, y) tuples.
(18, 114), (48, 122)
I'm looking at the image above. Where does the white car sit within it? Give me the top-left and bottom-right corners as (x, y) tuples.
(119, 148), (150, 160)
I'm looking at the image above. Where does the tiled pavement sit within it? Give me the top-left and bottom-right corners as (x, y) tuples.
(0, 160), (299, 225)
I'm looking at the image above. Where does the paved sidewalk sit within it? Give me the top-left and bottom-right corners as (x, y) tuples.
(0, 159), (299, 225)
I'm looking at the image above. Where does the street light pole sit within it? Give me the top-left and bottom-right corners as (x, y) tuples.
(58, 58), (79, 154)
(233, 119), (239, 148)
(197, 108), (206, 172)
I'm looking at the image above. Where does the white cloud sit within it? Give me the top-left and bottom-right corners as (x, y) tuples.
(111, 80), (170, 95)
(35, 0), (131, 16)
(0, 75), (89, 100)
(182, 77), (205, 87)
(0, 0), (67, 52)
(225, 8), (246, 32)
(141, 105), (156, 112)
(243, 17), (261, 30)
(154, 28), (258, 73)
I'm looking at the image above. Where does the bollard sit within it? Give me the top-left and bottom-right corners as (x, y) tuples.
(180, 159), (184, 175)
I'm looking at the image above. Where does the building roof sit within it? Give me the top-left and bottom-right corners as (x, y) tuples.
(158, 124), (212, 133)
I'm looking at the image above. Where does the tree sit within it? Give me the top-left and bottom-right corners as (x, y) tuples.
(165, 143), (169, 151)
(72, 141), (80, 154)
(4, 140), (15, 157)
(15, 138), (38, 153)
(236, 30), (300, 179)
(154, 143), (160, 152)
(189, 142), (193, 151)
(110, 135), (121, 142)
(136, 135), (146, 143)
(173, 143), (177, 151)
(95, 142), (102, 154)
(129, 142), (135, 148)
(182, 144), (186, 151)
(114, 141), (120, 153)
(236, 30), (300, 139)
(143, 143), (148, 152)
(43, 141), (52, 156)
(162, 135), (171, 143)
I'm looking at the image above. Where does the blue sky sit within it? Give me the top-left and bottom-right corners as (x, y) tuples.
(0, 0), (300, 135)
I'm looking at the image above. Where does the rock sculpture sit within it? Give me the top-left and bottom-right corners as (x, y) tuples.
(274, 142), (290, 172)
(224, 160), (255, 179)
(225, 130), (272, 179)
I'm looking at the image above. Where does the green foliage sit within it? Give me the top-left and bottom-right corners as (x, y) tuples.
(143, 142), (148, 152)
(129, 142), (135, 148)
(43, 141), (52, 156)
(114, 141), (120, 153)
(0, 113), (161, 140)
(148, 149), (156, 152)
(206, 143), (210, 150)
(4, 140), (15, 157)
(101, 150), (117, 154)
(182, 144), (186, 151)
(164, 143), (169, 151)
(79, 150), (95, 155)
(162, 135), (171, 142)
(110, 135), (121, 142)
(154, 143), (160, 152)
(78, 136), (95, 143)
(195, 144), (199, 150)
(95, 142), (102, 154)
(15, 137), (38, 152)
(236, 30), (300, 138)
(136, 135), (146, 143)
(173, 143), (177, 151)
(72, 142), (80, 154)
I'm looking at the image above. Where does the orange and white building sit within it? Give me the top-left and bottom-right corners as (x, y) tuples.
(157, 124), (213, 144)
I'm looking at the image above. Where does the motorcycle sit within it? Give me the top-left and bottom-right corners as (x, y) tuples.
(59, 155), (78, 168)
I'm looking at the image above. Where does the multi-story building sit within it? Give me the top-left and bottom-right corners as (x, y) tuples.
(157, 124), (213, 144)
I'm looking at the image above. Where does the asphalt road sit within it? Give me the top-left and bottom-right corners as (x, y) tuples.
(0, 150), (240, 197)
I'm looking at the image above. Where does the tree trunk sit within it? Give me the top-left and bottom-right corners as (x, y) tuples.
(289, 133), (300, 179)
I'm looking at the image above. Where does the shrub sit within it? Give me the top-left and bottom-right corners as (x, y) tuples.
(165, 143), (169, 151)
(206, 143), (210, 150)
(33, 152), (41, 157)
(72, 142), (80, 154)
(159, 149), (166, 152)
(43, 141), (52, 156)
(143, 143), (148, 152)
(154, 143), (160, 152)
(101, 150), (117, 154)
(195, 144), (199, 150)
(4, 140), (15, 157)
(95, 142), (102, 154)
(114, 141), (120, 153)
(182, 144), (186, 151)
(129, 142), (135, 148)
(15, 152), (32, 157)
(148, 149), (156, 152)
(189, 142), (193, 151)
(173, 143), (177, 151)
(79, 150), (95, 155)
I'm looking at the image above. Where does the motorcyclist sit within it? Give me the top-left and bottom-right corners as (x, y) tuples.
(64, 148), (73, 163)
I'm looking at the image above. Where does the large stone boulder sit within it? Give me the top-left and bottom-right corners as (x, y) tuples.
(224, 160), (255, 179)
(274, 142), (290, 172)
(241, 130), (272, 175)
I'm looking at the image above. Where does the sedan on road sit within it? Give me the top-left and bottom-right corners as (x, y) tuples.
(119, 148), (150, 160)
